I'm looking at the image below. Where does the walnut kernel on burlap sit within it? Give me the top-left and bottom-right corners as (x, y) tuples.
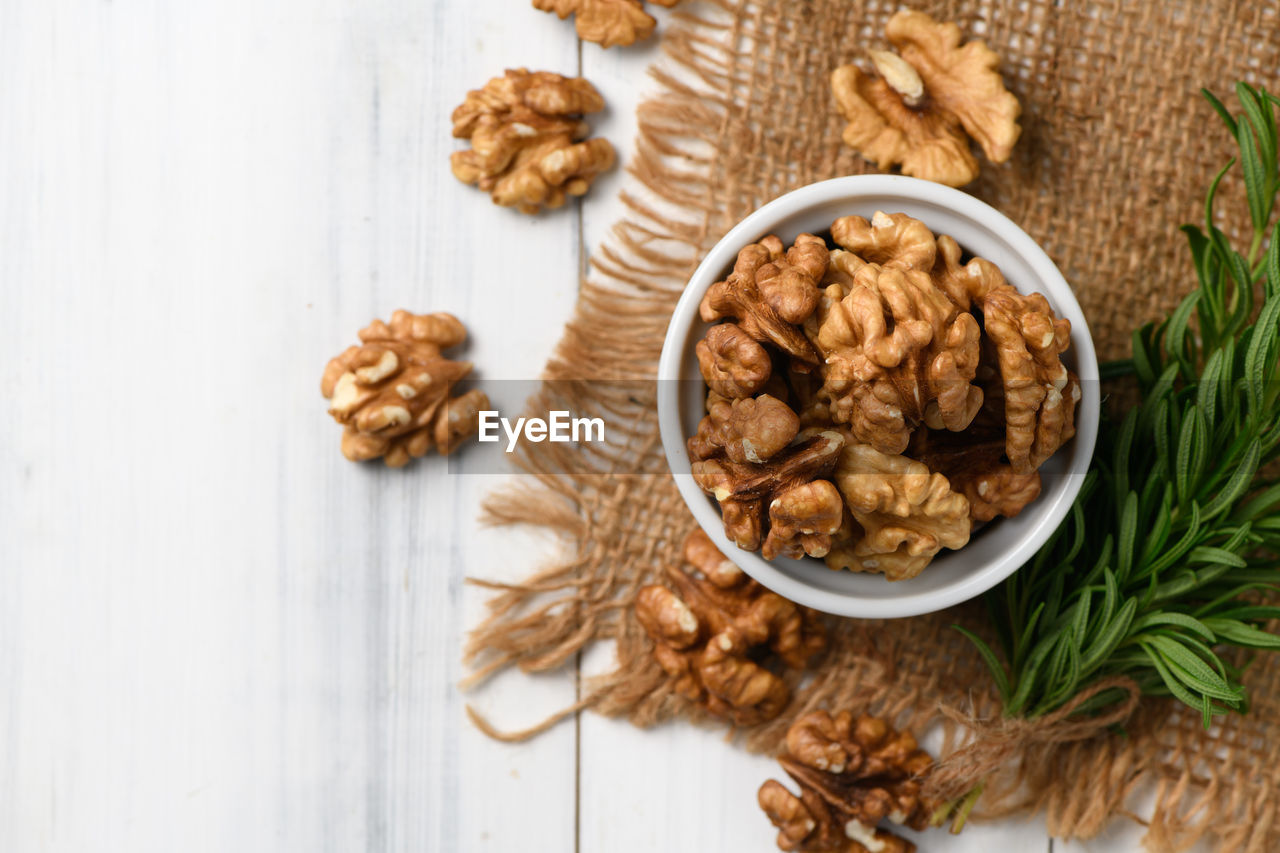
(463, 2), (1280, 851)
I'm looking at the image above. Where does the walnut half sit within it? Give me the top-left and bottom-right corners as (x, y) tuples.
(451, 68), (615, 213)
(758, 710), (940, 853)
(533, 0), (679, 48)
(809, 214), (983, 455)
(829, 443), (971, 580)
(831, 10), (1021, 187)
(635, 530), (826, 725)
(321, 310), (488, 467)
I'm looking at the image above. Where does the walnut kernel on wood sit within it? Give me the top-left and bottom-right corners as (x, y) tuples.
(321, 310), (488, 467)
(450, 68), (615, 214)
(759, 710), (940, 853)
(634, 529), (825, 726)
(533, 0), (679, 48)
(831, 10), (1021, 187)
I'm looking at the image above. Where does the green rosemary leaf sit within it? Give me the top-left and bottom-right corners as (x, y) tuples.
(1215, 337), (1238, 428)
(1132, 323), (1156, 384)
(1012, 600), (1046, 674)
(1116, 492), (1139, 580)
(1184, 546), (1248, 568)
(1145, 634), (1242, 702)
(1196, 347), (1224, 430)
(1204, 158), (1235, 241)
(1201, 618), (1280, 650)
(1151, 630), (1232, 682)
(1266, 220), (1280, 297)
(1128, 611), (1216, 642)
(1239, 120), (1269, 233)
(1199, 439), (1261, 520)
(1244, 297), (1280, 413)
(1071, 585), (1092, 642)
(1150, 562), (1235, 606)
(1137, 487), (1174, 570)
(1234, 491), (1280, 531)
(1181, 225), (1211, 282)
(1143, 500), (1201, 577)
(1082, 534), (1114, 589)
(1007, 631), (1059, 715)
(954, 626), (1011, 702)
(1174, 406), (1205, 503)
(1038, 633), (1083, 713)
(1113, 407), (1137, 502)
(1099, 358), (1137, 380)
(1055, 499), (1088, 573)
(1164, 291), (1202, 379)
(1152, 397), (1171, 476)
(1237, 81), (1278, 181)
(1208, 603), (1280, 622)
(1141, 641), (1213, 720)
(1080, 597), (1137, 672)
(1044, 628), (1074, 691)
(1225, 250), (1255, 337)
(1099, 568), (1119, 629)
(1203, 88), (1238, 135)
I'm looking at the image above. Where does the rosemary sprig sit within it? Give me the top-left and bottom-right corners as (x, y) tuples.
(964, 83), (1280, 727)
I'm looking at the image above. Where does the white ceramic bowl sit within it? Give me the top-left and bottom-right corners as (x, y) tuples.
(657, 175), (1100, 618)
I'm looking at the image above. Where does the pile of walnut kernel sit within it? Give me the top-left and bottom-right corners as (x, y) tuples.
(759, 710), (941, 853)
(689, 211), (1079, 581)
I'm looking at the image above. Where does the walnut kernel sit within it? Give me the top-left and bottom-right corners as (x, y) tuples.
(831, 10), (1021, 187)
(321, 310), (487, 466)
(451, 69), (615, 213)
(635, 530), (826, 725)
(532, 0), (679, 48)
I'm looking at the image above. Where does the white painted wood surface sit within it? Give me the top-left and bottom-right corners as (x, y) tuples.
(0, 2), (1155, 851)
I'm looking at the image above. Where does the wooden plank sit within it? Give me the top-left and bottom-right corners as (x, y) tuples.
(0, 1), (580, 851)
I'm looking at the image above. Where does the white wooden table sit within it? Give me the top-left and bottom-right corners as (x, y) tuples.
(0, 2), (1151, 850)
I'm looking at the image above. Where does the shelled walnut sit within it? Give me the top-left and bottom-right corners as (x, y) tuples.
(700, 234), (826, 366)
(831, 10), (1020, 187)
(830, 443), (970, 580)
(321, 310), (488, 467)
(635, 529), (826, 725)
(533, 0), (679, 48)
(690, 414), (846, 558)
(450, 68), (615, 213)
(809, 214), (983, 454)
(932, 234), (1080, 473)
(687, 212), (1077, 581)
(907, 375), (1042, 523)
(758, 710), (940, 853)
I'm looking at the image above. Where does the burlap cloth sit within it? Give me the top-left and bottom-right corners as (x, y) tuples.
(465, 2), (1280, 850)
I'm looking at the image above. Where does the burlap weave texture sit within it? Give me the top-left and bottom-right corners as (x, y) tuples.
(466, 3), (1280, 849)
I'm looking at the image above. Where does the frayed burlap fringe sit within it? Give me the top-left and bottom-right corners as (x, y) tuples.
(464, 2), (1280, 850)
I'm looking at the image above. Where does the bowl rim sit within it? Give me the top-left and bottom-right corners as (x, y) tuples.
(656, 174), (1101, 618)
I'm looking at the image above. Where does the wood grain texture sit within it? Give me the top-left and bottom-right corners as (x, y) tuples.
(0, 0), (1131, 850)
(0, 2), (579, 851)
